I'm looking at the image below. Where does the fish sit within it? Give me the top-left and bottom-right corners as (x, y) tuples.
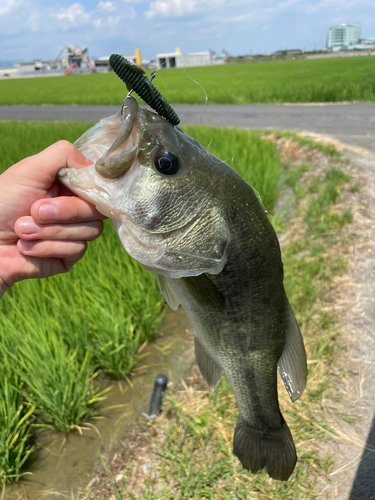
(58, 95), (307, 481)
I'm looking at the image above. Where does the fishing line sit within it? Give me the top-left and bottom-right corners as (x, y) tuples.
(174, 55), (209, 126)
(155, 56), (219, 156)
(155, 55), (209, 126)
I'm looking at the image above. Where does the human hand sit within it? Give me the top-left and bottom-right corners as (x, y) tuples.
(0, 140), (106, 296)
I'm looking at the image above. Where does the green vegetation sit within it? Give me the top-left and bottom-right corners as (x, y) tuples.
(0, 351), (35, 487)
(183, 125), (281, 209)
(90, 139), (355, 499)
(0, 56), (375, 105)
(0, 121), (281, 484)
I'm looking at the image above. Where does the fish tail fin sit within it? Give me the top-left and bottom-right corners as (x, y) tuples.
(233, 416), (297, 481)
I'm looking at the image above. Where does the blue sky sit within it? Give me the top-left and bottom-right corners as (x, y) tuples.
(0, 0), (374, 63)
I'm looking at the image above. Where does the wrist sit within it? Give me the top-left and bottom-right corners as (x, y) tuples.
(0, 276), (9, 299)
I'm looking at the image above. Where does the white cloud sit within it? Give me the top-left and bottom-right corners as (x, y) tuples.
(145, 0), (198, 18)
(0, 0), (19, 16)
(53, 3), (90, 23)
(97, 1), (117, 12)
(1, 0), (374, 63)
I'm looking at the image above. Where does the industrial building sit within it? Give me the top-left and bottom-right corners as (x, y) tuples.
(326, 23), (375, 52)
(1, 46), (226, 80)
(155, 49), (226, 69)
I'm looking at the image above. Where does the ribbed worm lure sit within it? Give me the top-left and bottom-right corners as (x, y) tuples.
(109, 54), (180, 126)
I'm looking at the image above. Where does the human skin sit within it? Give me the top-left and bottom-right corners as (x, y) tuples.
(0, 140), (106, 299)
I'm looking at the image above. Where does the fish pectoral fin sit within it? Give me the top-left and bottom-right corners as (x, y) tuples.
(156, 275), (180, 311)
(194, 337), (223, 390)
(167, 207), (230, 275)
(277, 301), (307, 402)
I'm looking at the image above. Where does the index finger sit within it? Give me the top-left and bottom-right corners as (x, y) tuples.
(30, 196), (107, 224)
(14, 141), (93, 189)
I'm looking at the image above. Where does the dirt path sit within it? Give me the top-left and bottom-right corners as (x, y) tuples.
(310, 140), (375, 499)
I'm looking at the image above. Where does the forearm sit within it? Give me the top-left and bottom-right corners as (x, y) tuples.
(0, 277), (9, 299)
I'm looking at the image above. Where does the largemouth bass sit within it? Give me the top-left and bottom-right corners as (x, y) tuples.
(58, 96), (307, 481)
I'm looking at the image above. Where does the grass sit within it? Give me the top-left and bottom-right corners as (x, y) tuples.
(0, 318), (109, 432)
(0, 350), (35, 488)
(0, 120), (281, 484)
(0, 56), (374, 105)
(183, 126), (281, 209)
(88, 138), (356, 499)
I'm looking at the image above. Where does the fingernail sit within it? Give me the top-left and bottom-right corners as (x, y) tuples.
(18, 220), (40, 235)
(39, 204), (58, 221)
(18, 240), (33, 252)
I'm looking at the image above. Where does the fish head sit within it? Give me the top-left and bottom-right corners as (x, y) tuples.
(58, 96), (230, 278)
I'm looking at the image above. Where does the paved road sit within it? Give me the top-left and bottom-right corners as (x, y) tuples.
(1, 102), (374, 153)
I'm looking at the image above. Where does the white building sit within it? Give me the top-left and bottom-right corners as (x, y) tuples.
(326, 23), (361, 51)
(156, 50), (212, 69)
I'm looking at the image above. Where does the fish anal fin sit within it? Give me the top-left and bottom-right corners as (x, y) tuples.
(277, 301), (307, 403)
(156, 275), (180, 311)
(233, 416), (297, 481)
(194, 337), (223, 390)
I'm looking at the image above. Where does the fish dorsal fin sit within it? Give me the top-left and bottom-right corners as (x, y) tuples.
(194, 337), (223, 390)
(156, 274), (180, 311)
(277, 301), (307, 402)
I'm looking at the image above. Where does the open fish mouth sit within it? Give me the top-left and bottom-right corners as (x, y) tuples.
(58, 96), (142, 217)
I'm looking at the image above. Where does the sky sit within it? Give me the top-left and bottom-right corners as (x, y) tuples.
(0, 0), (374, 64)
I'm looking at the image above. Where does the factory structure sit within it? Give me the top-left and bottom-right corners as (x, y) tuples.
(155, 48), (227, 69)
(2, 25), (374, 79)
(326, 22), (375, 52)
(0, 46), (227, 79)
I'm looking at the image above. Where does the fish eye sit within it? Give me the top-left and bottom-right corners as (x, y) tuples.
(154, 151), (180, 175)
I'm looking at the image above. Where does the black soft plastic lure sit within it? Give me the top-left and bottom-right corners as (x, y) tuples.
(109, 54), (180, 126)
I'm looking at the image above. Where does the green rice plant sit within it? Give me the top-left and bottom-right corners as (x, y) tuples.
(0, 121), (93, 171)
(0, 317), (108, 432)
(0, 350), (35, 486)
(183, 126), (281, 209)
(0, 56), (374, 105)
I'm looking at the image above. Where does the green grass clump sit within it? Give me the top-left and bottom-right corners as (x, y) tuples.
(305, 168), (352, 234)
(0, 351), (35, 487)
(0, 317), (109, 432)
(0, 56), (374, 105)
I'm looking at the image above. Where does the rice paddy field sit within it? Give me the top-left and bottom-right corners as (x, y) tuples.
(0, 121), (282, 488)
(0, 56), (374, 105)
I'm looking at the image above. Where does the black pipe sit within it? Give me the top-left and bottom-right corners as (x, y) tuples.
(147, 373), (169, 418)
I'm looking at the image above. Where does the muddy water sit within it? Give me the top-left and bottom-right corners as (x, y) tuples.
(6, 308), (194, 500)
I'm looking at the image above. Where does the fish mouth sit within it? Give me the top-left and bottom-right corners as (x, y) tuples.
(58, 97), (142, 218)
